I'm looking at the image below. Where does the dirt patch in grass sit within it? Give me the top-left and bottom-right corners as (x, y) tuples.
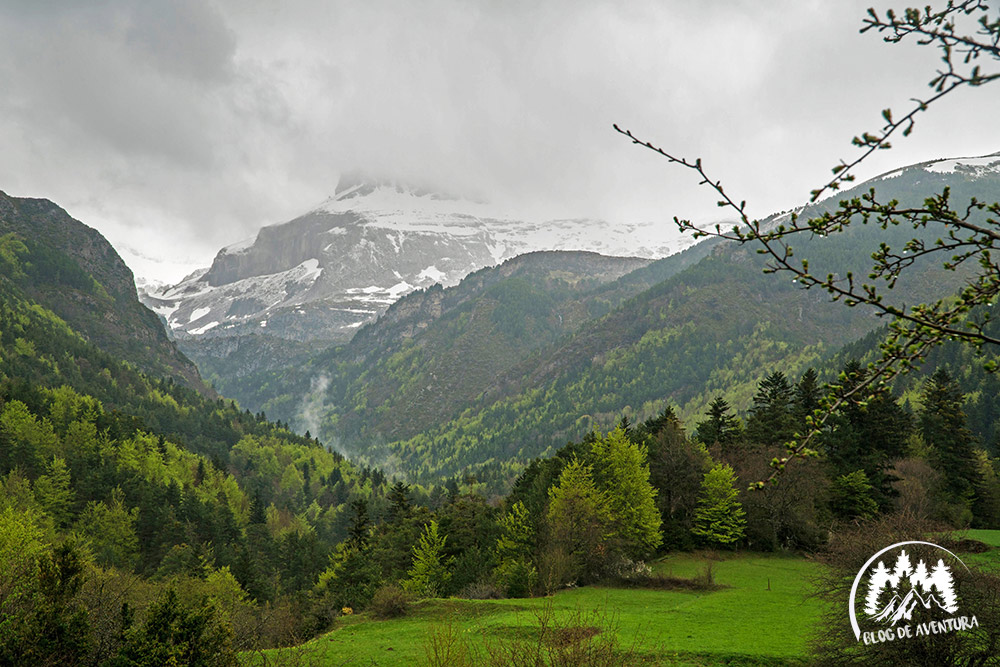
(939, 537), (991, 554)
(549, 625), (602, 647)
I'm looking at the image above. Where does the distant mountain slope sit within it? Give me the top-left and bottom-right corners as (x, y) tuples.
(144, 174), (693, 345)
(0, 190), (204, 391)
(183, 250), (662, 441)
(169, 153), (1000, 491)
(334, 153), (1000, 487)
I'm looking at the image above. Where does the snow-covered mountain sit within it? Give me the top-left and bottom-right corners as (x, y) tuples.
(142, 174), (693, 343)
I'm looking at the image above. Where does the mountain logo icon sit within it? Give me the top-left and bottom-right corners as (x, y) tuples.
(848, 540), (971, 641)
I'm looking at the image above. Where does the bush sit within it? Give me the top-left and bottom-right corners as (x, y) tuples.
(420, 601), (644, 667)
(483, 602), (640, 667)
(457, 581), (502, 600)
(494, 558), (537, 598)
(369, 584), (411, 620)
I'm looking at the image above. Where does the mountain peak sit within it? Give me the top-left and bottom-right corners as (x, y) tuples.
(316, 171), (490, 219)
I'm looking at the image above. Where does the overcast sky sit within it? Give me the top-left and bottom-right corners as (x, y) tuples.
(1, 0), (997, 284)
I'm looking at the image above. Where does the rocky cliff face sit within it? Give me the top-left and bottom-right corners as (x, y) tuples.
(144, 176), (689, 344)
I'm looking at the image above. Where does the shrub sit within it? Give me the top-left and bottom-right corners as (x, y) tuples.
(369, 584), (411, 620)
(457, 581), (502, 600)
(494, 559), (537, 598)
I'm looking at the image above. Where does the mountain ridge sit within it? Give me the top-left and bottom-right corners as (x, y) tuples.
(142, 175), (693, 344)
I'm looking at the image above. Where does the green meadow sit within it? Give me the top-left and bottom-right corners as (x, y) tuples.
(254, 532), (1000, 666)
(255, 552), (823, 666)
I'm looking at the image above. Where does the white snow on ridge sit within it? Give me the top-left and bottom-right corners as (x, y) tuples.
(149, 301), (180, 321)
(296, 258), (323, 284)
(221, 235), (257, 254)
(343, 281), (416, 305)
(189, 321), (219, 335)
(417, 265), (447, 284)
(925, 155), (1000, 175)
(388, 281), (413, 297)
(189, 307), (211, 323)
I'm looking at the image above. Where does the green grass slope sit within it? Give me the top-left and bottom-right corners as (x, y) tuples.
(256, 552), (822, 666)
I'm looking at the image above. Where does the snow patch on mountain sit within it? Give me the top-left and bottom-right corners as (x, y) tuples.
(189, 307), (211, 323)
(190, 320), (219, 335)
(417, 265), (446, 283)
(143, 175), (693, 343)
(924, 154), (1000, 175)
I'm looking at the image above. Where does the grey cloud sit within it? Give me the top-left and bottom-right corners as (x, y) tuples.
(0, 0), (997, 282)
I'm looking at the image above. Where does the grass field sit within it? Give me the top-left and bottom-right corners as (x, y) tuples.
(256, 552), (823, 666)
(253, 532), (1000, 666)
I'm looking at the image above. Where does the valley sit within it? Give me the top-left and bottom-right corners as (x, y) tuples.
(3, 2), (1000, 662)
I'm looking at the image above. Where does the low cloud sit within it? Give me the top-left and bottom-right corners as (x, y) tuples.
(1, 1), (996, 283)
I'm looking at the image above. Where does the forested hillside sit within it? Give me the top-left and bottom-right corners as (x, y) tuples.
(0, 205), (410, 662)
(326, 160), (1000, 488)
(0, 191), (204, 391)
(169, 157), (1000, 494)
(184, 249), (707, 443)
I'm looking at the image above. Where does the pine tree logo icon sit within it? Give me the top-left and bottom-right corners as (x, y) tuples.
(862, 549), (958, 626)
(848, 540), (972, 642)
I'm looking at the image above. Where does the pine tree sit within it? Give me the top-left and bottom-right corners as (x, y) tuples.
(317, 539), (381, 612)
(745, 371), (797, 448)
(404, 520), (452, 598)
(920, 368), (978, 506)
(829, 470), (879, 521)
(694, 397), (743, 448)
(824, 360), (910, 505)
(646, 418), (711, 550)
(794, 368), (821, 428)
(638, 405), (680, 438)
(589, 428), (662, 558)
(387, 482), (412, 523)
(691, 463), (746, 548)
(347, 499), (370, 546)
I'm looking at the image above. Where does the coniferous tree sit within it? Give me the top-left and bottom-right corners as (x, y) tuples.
(493, 501), (537, 597)
(404, 520), (452, 598)
(387, 482), (412, 523)
(33, 457), (74, 529)
(692, 463), (746, 549)
(546, 458), (612, 583)
(347, 499), (370, 546)
(637, 405), (681, 439)
(920, 368), (978, 507)
(971, 450), (1000, 528)
(823, 360), (910, 506)
(645, 417), (711, 550)
(829, 470), (879, 521)
(745, 371), (797, 448)
(695, 397), (743, 448)
(794, 368), (821, 429)
(315, 538), (381, 616)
